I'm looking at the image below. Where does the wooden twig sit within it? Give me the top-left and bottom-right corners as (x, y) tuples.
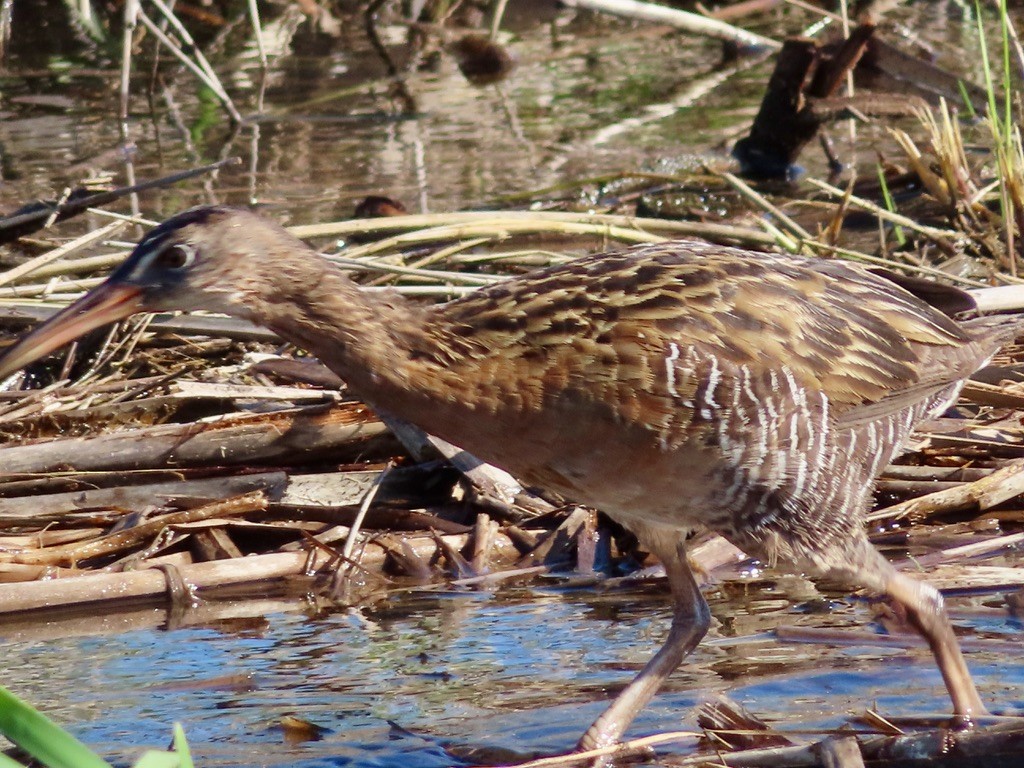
(0, 472), (286, 522)
(341, 461), (392, 560)
(0, 158), (238, 243)
(4, 491), (268, 566)
(733, 27), (874, 177)
(0, 222), (126, 288)
(559, 0), (779, 51)
(484, 730), (700, 768)
(866, 459), (1024, 522)
(0, 403), (391, 476)
(660, 719), (1024, 767)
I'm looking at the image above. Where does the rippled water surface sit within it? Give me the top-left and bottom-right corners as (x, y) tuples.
(1, 0), (1015, 224)
(3, 577), (1022, 766)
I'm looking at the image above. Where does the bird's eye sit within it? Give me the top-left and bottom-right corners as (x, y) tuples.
(154, 244), (196, 271)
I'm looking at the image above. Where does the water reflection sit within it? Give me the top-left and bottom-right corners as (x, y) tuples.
(0, 580), (1018, 767)
(1, 0), (1017, 229)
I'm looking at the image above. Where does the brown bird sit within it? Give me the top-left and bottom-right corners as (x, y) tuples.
(0, 206), (1016, 749)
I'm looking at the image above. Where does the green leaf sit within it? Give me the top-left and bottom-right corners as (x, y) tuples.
(0, 687), (110, 768)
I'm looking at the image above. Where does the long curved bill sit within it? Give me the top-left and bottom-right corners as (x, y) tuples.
(0, 283), (145, 379)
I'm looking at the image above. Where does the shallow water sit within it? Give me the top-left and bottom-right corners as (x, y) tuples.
(2, 577), (1022, 766)
(1, 0), (1014, 227)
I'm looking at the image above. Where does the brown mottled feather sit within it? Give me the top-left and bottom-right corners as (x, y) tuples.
(433, 242), (988, 428)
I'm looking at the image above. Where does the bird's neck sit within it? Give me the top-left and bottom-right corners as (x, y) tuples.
(244, 264), (475, 411)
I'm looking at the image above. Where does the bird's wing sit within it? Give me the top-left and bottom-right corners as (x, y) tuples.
(434, 243), (987, 436)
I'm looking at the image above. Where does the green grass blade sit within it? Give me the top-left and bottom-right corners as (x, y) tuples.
(0, 687), (110, 768)
(876, 164), (906, 246)
(999, 0), (1013, 142)
(128, 722), (194, 768)
(172, 723), (194, 768)
(974, 0), (1000, 137)
(133, 751), (183, 768)
(0, 752), (29, 768)
(958, 79), (978, 117)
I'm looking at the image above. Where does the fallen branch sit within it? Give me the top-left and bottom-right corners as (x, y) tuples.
(866, 459), (1024, 523)
(0, 402), (391, 476)
(3, 491), (268, 566)
(0, 530), (516, 615)
(0, 471), (286, 521)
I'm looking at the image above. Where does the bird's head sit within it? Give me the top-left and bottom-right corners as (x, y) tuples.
(0, 205), (274, 380)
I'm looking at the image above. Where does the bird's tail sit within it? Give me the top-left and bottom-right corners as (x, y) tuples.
(961, 312), (1024, 348)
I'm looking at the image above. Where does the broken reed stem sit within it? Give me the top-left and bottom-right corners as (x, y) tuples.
(330, 255), (502, 286)
(488, 730), (701, 768)
(0, 531), (518, 615)
(558, 0), (779, 50)
(0, 277), (106, 299)
(720, 171), (813, 244)
(2, 217), (770, 302)
(910, 531), (1024, 568)
(865, 458), (1024, 523)
(0, 222), (126, 288)
(0, 548), (339, 614)
(0, 278), (486, 301)
(118, 1), (140, 215)
(145, 0), (242, 120)
(339, 220), (668, 260)
(803, 240), (994, 287)
(341, 462), (392, 560)
(0, 212), (780, 306)
(806, 177), (965, 243)
(246, 0), (267, 69)
(288, 210), (779, 246)
(118, 1), (138, 137)
(3, 491), (268, 566)
(0, 402), (387, 476)
(136, 6), (242, 124)
(364, 236), (496, 287)
(0, 252), (130, 285)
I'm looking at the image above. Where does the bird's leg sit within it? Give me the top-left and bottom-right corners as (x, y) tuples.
(577, 540), (710, 752)
(843, 543), (987, 721)
(882, 565), (987, 720)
